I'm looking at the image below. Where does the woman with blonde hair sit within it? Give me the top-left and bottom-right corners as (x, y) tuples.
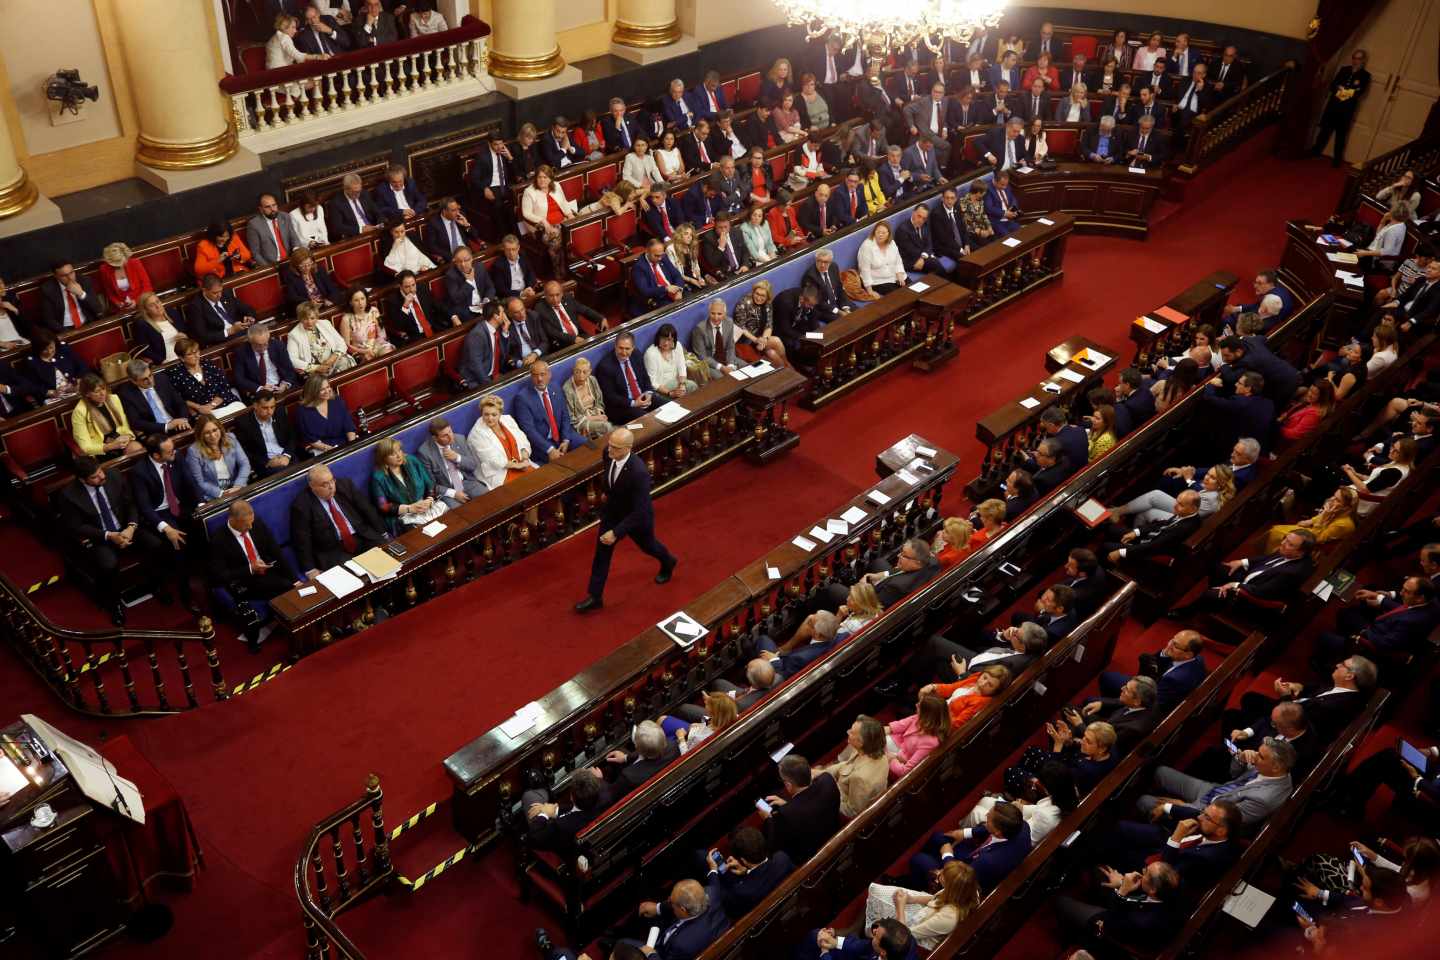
(370, 437), (445, 534)
(71, 374), (141, 457)
(665, 222), (708, 290)
(294, 374), (357, 452)
(520, 165), (576, 275)
(887, 693), (950, 777)
(923, 664), (1012, 731)
(467, 393), (536, 489)
(266, 13), (327, 97)
(1264, 487), (1359, 552)
(1117, 464), (1235, 526)
(969, 499), (1008, 548)
(857, 220), (906, 296)
(761, 57), (795, 104)
(338, 287), (394, 362)
(864, 860), (979, 952)
(733, 280), (787, 366)
(564, 357), (613, 440)
(1366, 322), (1400, 376)
(935, 517), (976, 568)
(134, 291), (184, 364)
(1344, 436), (1416, 515)
(184, 413), (252, 499)
(839, 581), (883, 635)
(96, 242), (153, 313)
(1057, 83), (1092, 123)
(659, 690), (738, 749)
(286, 302), (355, 377)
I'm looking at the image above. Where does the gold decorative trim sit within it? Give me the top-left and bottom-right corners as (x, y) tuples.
(136, 124), (238, 170)
(0, 168), (39, 219)
(613, 18), (682, 48)
(488, 46), (565, 81)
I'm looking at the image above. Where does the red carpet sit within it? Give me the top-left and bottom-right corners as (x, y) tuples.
(0, 132), (1353, 959)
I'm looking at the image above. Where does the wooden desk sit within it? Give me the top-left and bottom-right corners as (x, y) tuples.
(1279, 219), (1366, 348)
(1124, 270), (1237, 367)
(270, 367), (807, 654)
(953, 213), (1073, 325)
(794, 279), (971, 410)
(1010, 162), (1165, 238)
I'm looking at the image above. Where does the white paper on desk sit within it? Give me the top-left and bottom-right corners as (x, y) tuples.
(1017, 165), (1035, 174)
(728, 368), (751, 380)
(766, 565), (782, 580)
(211, 400), (247, 420)
(1313, 580), (1334, 601)
(792, 535), (817, 551)
(24, 715), (145, 824)
(808, 525), (835, 544)
(344, 559), (367, 578)
(1042, 382), (1062, 394)
(1019, 396), (1042, 409)
(1056, 367), (1086, 383)
(804, 331), (825, 340)
(297, 586), (318, 597)
(316, 565), (365, 600)
(421, 520), (447, 537)
(747, 360), (776, 376)
(1334, 269), (1364, 287)
(1222, 882), (1276, 928)
(1128, 165), (1147, 174)
(1137, 316), (1167, 334)
(770, 742), (795, 763)
(1037, 217), (1055, 226)
(915, 445), (937, 457)
(908, 280), (931, 293)
(841, 505), (868, 524)
(826, 518), (849, 536)
(515, 701), (543, 721)
(500, 714), (536, 739)
(654, 401), (691, 424)
(1001, 237), (1022, 247)
(627, 422), (644, 430)
(1076, 349), (1111, 369)
(896, 469), (919, 485)
(867, 489), (892, 506)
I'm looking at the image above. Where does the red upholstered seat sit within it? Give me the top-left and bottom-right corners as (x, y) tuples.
(557, 172), (584, 203)
(567, 220), (607, 260)
(239, 46), (268, 75)
(735, 72), (761, 106)
(232, 274), (285, 315)
(720, 79), (737, 105)
(137, 248), (188, 293)
(1355, 203), (1382, 228)
(1045, 128), (1081, 159)
(70, 327), (128, 369)
(963, 133), (987, 164)
(769, 154), (789, 183)
(329, 245), (376, 287)
(2, 420), (64, 476)
(585, 164), (618, 195)
(338, 367), (392, 417)
(442, 334), (468, 381)
(391, 347), (441, 398)
(1070, 36), (1098, 59)
(606, 210), (638, 248)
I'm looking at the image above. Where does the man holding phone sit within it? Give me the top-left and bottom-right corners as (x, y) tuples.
(1332, 737), (1440, 819)
(209, 498), (302, 652)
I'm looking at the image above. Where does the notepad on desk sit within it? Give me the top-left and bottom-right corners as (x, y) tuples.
(1019, 396), (1042, 409)
(1056, 367), (1086, 383)
(866, 489), (891, 506)
(841, 506), (867, 524)
(728, 367), (751, 380)
(792, 535), (817, 551)
(908, 280), (931, 293)
(421, 519), (447, 537)
(1326, 251), (1359, 264)
(809, 526), (835, 544)
(826, 518), (849, 536)
(1134, 315), (1168, 334)
(1153, 305), (1189, 324)
(1001, 237), (1022, 247)
(315, 565), (364, 600)
(1037, 217), (1055, 226)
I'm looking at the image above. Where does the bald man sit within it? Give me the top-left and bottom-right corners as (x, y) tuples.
(575, 428), (678, 612)
(289, 464), (387, 574)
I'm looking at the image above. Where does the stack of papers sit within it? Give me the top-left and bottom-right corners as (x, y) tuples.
(825, 518), (849, 536)
(746, 360), (776, 376)
(866, 489), (891, 506)
(1134, 316), (1168, 334)
(421, 520), (447, 537)
(1001, 237), (1022, 248)
(654, 401), (691, 424)
(353, 547), (402, 582)
(499, 701), (544, 739)
(316, 565), (365, 599)
(1326, 251), (1360, 265)
(1016, 165), (1035, 174)
(1072, 348), (1111, 370)
(1334, 270), (1364, 288)
(1019, 396), (1042, 409)
(1222, 882), (1276, 928)
(1056, 367), (1087, 383)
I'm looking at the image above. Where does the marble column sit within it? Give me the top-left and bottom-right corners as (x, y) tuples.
(488, 0), (565, 80)
(0, 111), (37, 218)
(613, 0), (682, 48)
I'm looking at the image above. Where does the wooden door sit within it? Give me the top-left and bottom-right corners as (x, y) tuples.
(1325, 0), (1440, 164)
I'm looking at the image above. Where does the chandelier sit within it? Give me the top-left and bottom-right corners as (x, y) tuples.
(773, 0), (1007, 58)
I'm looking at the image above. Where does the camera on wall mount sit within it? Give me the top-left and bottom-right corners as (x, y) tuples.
(44, 69), (100, 116)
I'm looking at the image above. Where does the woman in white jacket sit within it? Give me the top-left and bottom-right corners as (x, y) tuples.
(286, 302), (355, 377)
(520, 166), (576, 276)
(466, 394), (537, 490)
(622, 139), (664, 192)
(857, 221), (906, 296)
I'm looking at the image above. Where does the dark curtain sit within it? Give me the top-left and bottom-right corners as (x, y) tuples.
(1277, 0), (1385, 157)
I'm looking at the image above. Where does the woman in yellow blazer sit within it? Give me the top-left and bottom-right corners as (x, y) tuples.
(71, 374), (143, 458)
(1263, 487), (1359, 553)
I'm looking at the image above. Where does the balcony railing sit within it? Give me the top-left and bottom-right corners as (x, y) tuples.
(220, 17), (493, 151)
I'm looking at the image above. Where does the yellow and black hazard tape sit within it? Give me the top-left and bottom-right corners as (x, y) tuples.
(395, 843), (475, 893)
(26, 575), (61, 594)
(389, 801), (440, 842)
(230, 662), (290, 697)
(76, 651), (115, 675)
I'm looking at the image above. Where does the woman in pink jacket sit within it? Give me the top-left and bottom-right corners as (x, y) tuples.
(887, 694), (950, 777)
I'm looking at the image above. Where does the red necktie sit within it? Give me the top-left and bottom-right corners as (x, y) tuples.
(162, 463), (180, 516)
(708, 89), (717, 112)
(241, 531), (261, 567)
(850, 190), (857, 217)
(65, 290), (83, 327)
(326, 499), (358, 554)
(698, 139), (710, 164)
(540, 389), (559, 443)
(652, 261), (666, 286)
(256, 350), (268, 384)
(819, 204), (826, 232)
(411, 297), (433, 336)
(555, 303), (577, 336)
(660, 207), (672, 236)
(271, 220), (287, 258)
(622, 359), (641, 401)
(713, 324), (724, 361)
(490, 328), (501, 378)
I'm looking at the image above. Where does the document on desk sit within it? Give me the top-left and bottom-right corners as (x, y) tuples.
(1128, 165), (1147, 174)
(1016, 165), (1034, 174)
(1037, 217), (1055, 226)
(654, 401), (691, 424)
(804, 331), (825, 340)
(808, 525), (835, 544)
(866, 489), (892, 506)
(908, 280), (931, 293)
(792, 535), (817, 551)
(1056, 367), (1086, 383)
(841, 505), (868, 524)
(658, 611), (710, 648)
(421, 520), (447, 537)
(500, 713), (536, 739)
(316, 565), (365, 600)
(728, 367), (751, 380)
(766, 565), (782, 580)
(354, 547), (402, 582)
(746, 360), (776, 376)
(1001, 237), (1022, 247)
(1326, 251), (1359, 265)
(1334, 269), (1364, 288)
(895, 469), (919, 485)
(826, 518), (849, 536)
(1154, 305), (1189, 324)
(1135, 315), (1168, 334)
(1222, 881), (1276, 928)
(298, 586), (318, 597)
(1074, 348), (1111, 370)
(1019, 396), (1042, 409)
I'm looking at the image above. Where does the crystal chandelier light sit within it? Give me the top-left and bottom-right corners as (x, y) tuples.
(774, 0), (1008, 59)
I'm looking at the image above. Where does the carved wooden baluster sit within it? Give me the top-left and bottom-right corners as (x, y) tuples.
(143, 636), (171, 710)
(171, 635), (198, 708)
(310, 842), (331, 913)
(109, 638), (139, 712)
(82, 645), (111, 713)
(302, 913), (325, 960)
(350, 811), (370, 885)
(330, 826), (350, 901)
(196, 617), (228, 700)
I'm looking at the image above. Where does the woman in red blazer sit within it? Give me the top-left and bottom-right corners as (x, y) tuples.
(96, 243), (154, 313)
(1021, 53), (1062, 92)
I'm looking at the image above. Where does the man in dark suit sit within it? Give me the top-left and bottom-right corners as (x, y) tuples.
(736, 104), (774, 152)
(930, 187), (969, 265)
(0, 363), (42, 416)
(593, 332), (656, 424)
(600, 719), (680, 792)
(1314, 576), (1439, 670)
(909, 801), (1032, 892)
(886, 61), (928, 111)
(681, 121), (718, 172)
(710, 111), (750, 160)
(660, 78), (697, 130)
(1104, 490), (1205, 566)
(708, 156), (748, 215)
(703, 827), (794, 921)
(351, 0), (398, 48)
(630, 239), (685, 317)
(773, 284), (825, 356)
(1139, 60), (1172, 99)
(614, 879), (730, 960)
(465, 135), (517, 234)
(1113, 368), (1156, 437)
(899, 136), (941, 188)
(185, 274), (257, 346)
(209, 497), (301, 649)
(756, 611), (843, 679)
(457, 304), (518, 388)
(699, 217), (750, 282)
(327, 173), (382, 239)
(1062, 55), (1092, 93)
(983, 118), (1027, 171)
(538, 117), (583, 169)
(1133, 87), (1169, 128)
(900, 620), (1046, 695)
(1070, 675), (1159, 754)
(128, 434), (198, 607)
(232, 322), (299, 399)
(58, 456), (172, 624)
(878, 145), (913, 201)
(762, 755), (841, 864)
(1219, 334), (1300, 406)
(1380, 259), (1440, 333)
(1226, 656), (1374, 741)
(1019, 79), (1052, 125)
(687, 69), (729, 121)
(444, 246), (497, 323)
(521, 768), (608, 857)
(372, 165), (427, 221)
(600, 97), (640, 153)
(1062, 548), (1113, 617)
(514, 360), (585, 464)
(895, 205), (948, 277)
(829, 169), (869, 230)
(425, 197), (480, 262)
(232, 389), (302, 478)
(1102, 630), (1208, 716)
(1166, 34), (1201, 78)
(1031, 22), (1058, 61)
(1024, 406), (1089, 474)
(289, 463), (386, 574)
(796, 183), (835, 240)
(1312, 51), (1372, 165)
(1123, 116), (1168, 169)
(823, 538), (941, 609)
(1173, 64), (1218, 143)
(386, 269), (458, 345)
(575, 425), (677, 611)
(40, 260), (102, 332)
(295, 5), (351, 55)
(641, 187), (685, 242)
(1191, 701), (1321, 783)
(1055, 861), (1184, 952)
(1082, 116), (1124, 164)
(488, 235), (539, 301)
(1201, 369), (1276, 453)
(989, 50), (1022, 93)
(534, 280), (603, 351)
(802, 249), (850, 317)
(1028, 439), (1073, 494)
(1169, 531), (1317, 621)
(679, 180), (721, 229)
(116, 359), (189, 436)
(1210, 46), (1246, 99)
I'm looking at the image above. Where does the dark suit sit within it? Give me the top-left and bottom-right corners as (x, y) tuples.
(629, 255), (684, 317)
(1172, 78), (1219, 127)
(1114, 388), (1156, 437)
(699, 232), (750, 281)
(184, 292), (257, 346)
(643, 897), (730, 960)
(538, 131), (583, 170)
(372, 179), (428, 221)
(513, 382), (585, 459)
(232, 407), (301, 478)
(1019, 92), (1053, 124)
(1122, 127), (1168, 168)
(801, 263), (850, 316)
(0, 364), (41, 416)
(116, 379), (188, 436)
(931, 202), (969, 260)
(593, 349), (655, 423)
(764, 773), (840, 864)
(289, 478), (386, 572)
(886, 71), (928, 106)
(444, 266), (497, 321)
(1137, 72), (1172, 99)
(600, 114), (640, 153)
(1064, 570), (1114, 617)
(384, 286), (449, 344)
(660, 95), (696, 130)
(350, 11), (397, 48)
(708, 851), (794, 920)
(640, 198), (686, 242)
(773, 288), (824, 354)
(1081, 126), (1123, 164)
(1088, 703), (1158, 754)
(295, 19), (350, 55)
(680, 188), (719, 228)
(281, 264), (344, 309)
(895, 218), (942, 273)
(983, 127), (1026, 169)
(1232, 337), (1301, 406)
(1032, 457), (1073, 494)
(913, 822), (1033, 892)
(586, 450), (676, 599)
(1221, 553), (1314, 602)
(40, 277), (102, 332)
(208, 515), (299, 603)
(457, 321), (519, 388)
(488, 255), (538, 301)
(57, 474), (168, 608)
(796, 195), (832, 239)
(680, 132), (717, 172)
(525, 802), (602, 857)
(465, 147), (516, 228)
(232, 340), (300, 398)
(128, 456), (198, 537)
(828, 184), (869, 228)
(424, 211), (479, 262)
(1210, 60), (1246, 100)
(1109, 512), (1203, 562)
(1133, 100), (1170, 126)
(877, 161), (911, 201)
(534, 296), (603, 351)
(327, 190), (381, 239)
(1200, 386), (1275, 450)
(686, 84), (728, 121)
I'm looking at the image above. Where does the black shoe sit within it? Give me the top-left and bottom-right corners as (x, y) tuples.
(655, 559), (677, 584)
(534, 928), (554, 958)
(1164, 607), (1192, 621)
(574, 596), (603, 614)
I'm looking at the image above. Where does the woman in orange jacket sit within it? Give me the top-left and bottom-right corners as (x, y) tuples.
(193, 221), (254, 281)
(921, 664), (1012, 729)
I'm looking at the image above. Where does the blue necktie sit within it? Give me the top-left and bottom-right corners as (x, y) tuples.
(1200, 769), (1258, 805)
(95, 487), (119, 532)
(145, 388), (167, 423)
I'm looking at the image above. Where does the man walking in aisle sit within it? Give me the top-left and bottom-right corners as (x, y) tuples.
(575, 427), (677, 612)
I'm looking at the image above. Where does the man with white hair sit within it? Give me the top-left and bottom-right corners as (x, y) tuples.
(1123, 114), (1167, 169)
(327, 172), (379, 239)
(1224, 269), (1293, 322)
(1082, 115), (1122, 164)
(661, 77), (696, 129)
(802, 249), (851, 316)
(289, 463), (386, 574)
(602, 719), (681, 790)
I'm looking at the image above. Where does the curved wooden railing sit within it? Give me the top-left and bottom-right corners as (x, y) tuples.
(1334, 134), (1440, 216)
(1178, 65), (1293, 176)
(295, 774), (394, 960)
(0, 574), (227, 716)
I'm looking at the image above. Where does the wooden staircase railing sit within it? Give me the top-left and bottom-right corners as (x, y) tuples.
(0, 575), (227, 716)
(1334, 135), (1440, 217)
(295, 774), (395, 960)
(1177, 65), (1294, 177)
